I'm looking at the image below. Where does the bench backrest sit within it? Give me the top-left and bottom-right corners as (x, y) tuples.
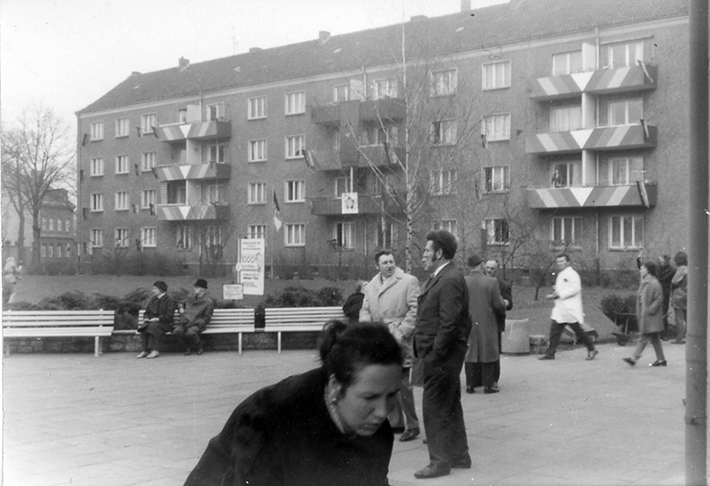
(264, 306), (345, 326)
(138, 308), (255, 329)
(2, 310), (115, 328)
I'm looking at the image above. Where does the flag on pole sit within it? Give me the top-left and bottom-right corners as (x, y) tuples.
(304, 149), (315, 170)
(273, 189), (282, 231)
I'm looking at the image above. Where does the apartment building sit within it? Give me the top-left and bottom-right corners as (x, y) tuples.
(76, 0), (690, 278)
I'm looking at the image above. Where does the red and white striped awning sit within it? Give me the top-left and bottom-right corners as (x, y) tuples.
(526, 124), (656, 154)
(527, 184), (656, 209)
(152, 163), (231, 181)
(155, 120), (231, 142)
(156, 204), (229, 221)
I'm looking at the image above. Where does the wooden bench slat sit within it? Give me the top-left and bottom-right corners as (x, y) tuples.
(4, 328), (114, 338)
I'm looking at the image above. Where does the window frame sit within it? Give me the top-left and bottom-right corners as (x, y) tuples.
(430, 169), (457, 195)
(115, 191), (130, 212)
(432, 220), (458, 236)
(176, 224), (192, 250)
(285, 180), (306, 203)
(141, 189), (156, 209)
(551, 216), (583, 249)
(248, 139), (268, 162)
(552, 50), (583, 76)
(90, 121), (104, 141)
(431, 120), (457, 146)
(115, 154), (130, 175)
(115, 118), (130, 138)
(333, 84), (350, 103)
(90, 193), (104, 212)
(248, 96), (267, 120)
(141, 227), (157, 248)
(608, 99), (643, 126)
(482, 60), (511, 90)
(206, 103), (225, 121)
(373, 78), (398, 100)
(247, 225), (267, 240)
(483, 166), (510, 193)
(606, 39), (644, 68)
(141, 152), (156, 172)
(609, 215), (644, 249)
(484, 218), (510, 246)
(285, 135), (305, 159)
(115, 228), (130, 248)
(247, 182), (267, 205)
(90, 229), (104, 248)
(285, 223), (306, 247)
(141, 113), (157, 133)
(90, 157), (104, 176)
(333, 222), (355, 249)
(482, 113), (511, 142)
(550, 104), (583, 132)
(284, 91), (306, 116)
(431, 68), (457, 97)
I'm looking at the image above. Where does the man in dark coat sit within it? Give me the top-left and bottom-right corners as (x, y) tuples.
(173, 278), (214, 356)
(137, 280), (176, 359)
(484, 259), (513, 389)
(412, 230), (471, 479)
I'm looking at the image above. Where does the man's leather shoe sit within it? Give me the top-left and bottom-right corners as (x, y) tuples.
(484, 386), (499, 394)
(399, 428), (420, 442)
(196, 346), (204, 355)
(414, 464), (450, 479)
(146, 350), (159, 359)
(586, 349), (599, 361)
(466, 386), (475, 394)
(538, 355), (555, 360)
(452, 457), (472, 469)
(650, 359), (667, 367)
(183, 348), (192, 356)
(623, 357), (636, 366)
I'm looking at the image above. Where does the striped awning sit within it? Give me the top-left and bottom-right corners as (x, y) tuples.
(527, 184), (657, 209)
(528, 64), (656, 99)
(156, 204), (229, 221)
(526, 124), (656, 154)
(155, 120), (231, 142)
(153, 163), (231, 181)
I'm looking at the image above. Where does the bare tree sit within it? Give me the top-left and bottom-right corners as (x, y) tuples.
(1, 105), (74, 265)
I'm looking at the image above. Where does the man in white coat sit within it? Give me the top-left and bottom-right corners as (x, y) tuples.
(539, 254), (599, 361)
(360, 250), (421, 442)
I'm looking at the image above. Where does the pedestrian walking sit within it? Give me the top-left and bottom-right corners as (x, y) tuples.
(670, 251), (688, 344)
(539, 254), (598, 361)
(623, 260), (666, 367)
(360, 250), (421, 442)
(412, 230), (471, 479)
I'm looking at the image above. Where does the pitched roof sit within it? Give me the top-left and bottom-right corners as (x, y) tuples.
(79, 0), (687, 115)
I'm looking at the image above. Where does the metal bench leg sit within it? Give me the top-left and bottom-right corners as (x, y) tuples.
(238, 332), (243, 355)
(94, 336), (100, 357)
(278, 332), (282, 354)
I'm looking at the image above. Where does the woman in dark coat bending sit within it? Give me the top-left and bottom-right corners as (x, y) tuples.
(184, 320), (404, 486)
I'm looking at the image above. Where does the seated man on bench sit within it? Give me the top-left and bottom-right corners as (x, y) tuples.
(137, 280), (177, 359)
(173, 278), (214, 356)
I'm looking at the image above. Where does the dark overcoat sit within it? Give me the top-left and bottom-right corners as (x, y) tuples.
(464, 270), (506, 363)
(636, 275), (664, 334)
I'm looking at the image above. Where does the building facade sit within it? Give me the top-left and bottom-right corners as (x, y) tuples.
(76, 0), (690, 279)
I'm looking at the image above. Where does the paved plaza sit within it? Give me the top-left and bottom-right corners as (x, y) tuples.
(3, 342), (694, 486)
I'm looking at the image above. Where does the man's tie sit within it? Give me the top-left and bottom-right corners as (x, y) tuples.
(423, 274), (434, 292)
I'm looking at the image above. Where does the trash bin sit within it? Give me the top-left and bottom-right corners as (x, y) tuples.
(501, 318), (530, 355)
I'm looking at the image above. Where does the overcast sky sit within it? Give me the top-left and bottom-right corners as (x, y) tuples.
(1, 0), (503, 131)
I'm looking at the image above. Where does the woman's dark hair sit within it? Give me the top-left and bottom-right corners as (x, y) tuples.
(674, 251), (688, 266)
(643, 260), (659, 278)
(319, 320), (403, 389)
(425, 230), (457, 260)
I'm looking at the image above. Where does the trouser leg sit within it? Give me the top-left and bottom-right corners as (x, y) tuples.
(632, 333), (650, 361)
(481, 362), (496, 388)
(650, 332), (665, 361)
(493, 332), (502, 383)
(543, 321), (566, 357)
(674, 308), (686, 342)
(399, 367), (419, 430)
(140, 332), (150, 352)
(567, 322), (595, 352)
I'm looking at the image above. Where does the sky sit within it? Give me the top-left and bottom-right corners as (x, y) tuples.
(1, 0), (504, 131)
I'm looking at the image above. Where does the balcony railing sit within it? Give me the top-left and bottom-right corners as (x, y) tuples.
(156, 203), (230, 221)
(305, 145), (404, 171)
(526, 183), (657, 209)
(152, 162), (231, 181)
(528, 63), (657, 100)
(311, 98), (406, 125)
(526, 124), (657, 154)
(310, 194), (403, 216)
(154, 119), (231, 142)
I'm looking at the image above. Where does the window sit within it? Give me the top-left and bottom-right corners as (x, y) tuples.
(550, 105), (582, 132)
(373, 78), (398, 100)
(552, 217), (582, 248)
(90, 229), (104, 247)
(333, 85), (350, 103)
(208, 144), (226, 163)
(90, 121), (104, 141)
(115, 118), (129, 138)
(285, 91), (305, 115)
(364, 124), (398, 145)
(56, 245), (62, 258)
(376, 221), (396, 249)
(285, 180), (305, 202)
(552, 51), (583, 76)
(431, 69), (457, 96)
(90, 158), (104, 176)
(248, 96), (267, 120)
(204, 226), (222, 258)
(432, 220), (457, 235)
(609, 99), (643, 126)
(90, 193), (104, 212)
(334, 222), (355, 249)
(166, 181), (187, 205)
(207, 183), (226, 204)
(248, 139), (267, 162)
(115, 228), (130, 247)
(484, 166), (510, 193)
(47, 218), (54, 231)
(335, 177), (352, 198)
(41, 244), (46, 257)
(141, 227), (156, 248)
(484, 219), (509, 246)
(603, 157), (644, 186)
(176, 225), (192, 250)
(431, 120), (457, 145)
(610, 215), (644, 249)
(551, 162), (580, 188)
(482, 113), (511, 141)
(248, 225), (266, 240)
(141, 113), (156, 133)
(178, 108), (188, 124)
(607, 40), (644, 68)
(141, 189), (156, 209)
(207, 103), (225, 120)
(285, 135), (305, 159)
(48, 244), (54, 258)
(115, 192), (130, 211)
(430, 169), (457, 195)
(248, 182), (267, 204)
(141, 152), (156, 172)
(41, 217), (47, 231)
(285, 223), (306, 246)
(66, 219), (71, 233)
(66, 244), (71, 257)
(482, 61), (511, 90)
(115, 155), (130, 174)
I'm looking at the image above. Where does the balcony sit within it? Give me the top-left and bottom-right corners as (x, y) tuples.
(526, 183), (657, 209)
(528, 63), (657, 100)
(310, 194), (403, 216)
(154, 119), (232, 142)
(526, 124), (657, 154)
(305, 145), (404, 171)
(156, 203), (230, 221)
(311, 98), (406, 125)
(152, 162), (231, 181)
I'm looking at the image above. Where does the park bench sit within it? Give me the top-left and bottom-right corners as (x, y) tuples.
(264, 306), (345, 353)
(2, 310), (115, 357)
(138, 307), (255, 354)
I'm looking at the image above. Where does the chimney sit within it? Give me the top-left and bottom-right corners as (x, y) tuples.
(410, 15), (428, 22)
(461, 0), (471, 11)
(318, 30), (331, 45)
(178, 57), (190, 71)
(249, 47), (263, 54)
(131, 71), (142, 76)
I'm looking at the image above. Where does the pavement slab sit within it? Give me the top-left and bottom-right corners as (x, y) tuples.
(2, 343), (701, 486)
